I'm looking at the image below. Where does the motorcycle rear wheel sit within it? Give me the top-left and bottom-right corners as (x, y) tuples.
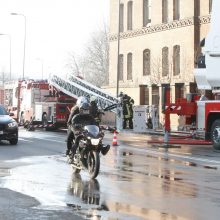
(87, 151), (100, 179)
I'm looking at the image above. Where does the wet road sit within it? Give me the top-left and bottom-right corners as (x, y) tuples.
(0, 128), (220, 220)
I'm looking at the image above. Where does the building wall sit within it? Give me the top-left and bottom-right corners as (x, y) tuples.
(107, 0), (211, 130)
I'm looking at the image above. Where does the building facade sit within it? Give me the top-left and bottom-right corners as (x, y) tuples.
(107, 0), (212, 129)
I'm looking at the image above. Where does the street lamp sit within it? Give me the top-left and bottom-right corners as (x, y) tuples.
(116, 0), (121, 98)
(36, 58), (44, 79)
(0, 33), (12, 80)
(11, 13), (26, 80)
(115, 0), (123, 131)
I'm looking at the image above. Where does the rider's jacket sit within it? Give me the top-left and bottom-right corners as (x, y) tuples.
(67, 105), (80, 125)
(71, 113), (97, 129)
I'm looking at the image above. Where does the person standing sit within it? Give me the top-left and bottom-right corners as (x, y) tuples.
(122, 94), (134, 129)
(128, 96), (134, 129)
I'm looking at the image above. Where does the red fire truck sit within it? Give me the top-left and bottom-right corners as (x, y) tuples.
(163, 0), (220, 150)
(6, 80), (76, 130)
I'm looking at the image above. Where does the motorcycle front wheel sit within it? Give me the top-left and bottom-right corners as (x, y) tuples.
(87, 151), (100, 179)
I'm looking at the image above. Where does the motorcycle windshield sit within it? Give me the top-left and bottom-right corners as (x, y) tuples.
(84, 125), (100, 137)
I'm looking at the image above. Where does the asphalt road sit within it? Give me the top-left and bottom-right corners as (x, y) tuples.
(0, 128), (220, 220)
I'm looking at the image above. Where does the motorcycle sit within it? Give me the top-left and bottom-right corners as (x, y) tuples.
(68, 124), (108, 179)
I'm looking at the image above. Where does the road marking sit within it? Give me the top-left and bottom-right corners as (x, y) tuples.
(32, 137), (64, 144)
(18, 138), (33, 142)
(121, 146), (220, 165)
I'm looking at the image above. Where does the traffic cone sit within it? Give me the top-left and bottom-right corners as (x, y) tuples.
(112, 130), (118, 146)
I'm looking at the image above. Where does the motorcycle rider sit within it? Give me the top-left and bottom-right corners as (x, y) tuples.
(66, 97), (88, 156)
(69, 97), (110, 160)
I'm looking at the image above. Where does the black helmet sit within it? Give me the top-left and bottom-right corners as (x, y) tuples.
(79, 102), (90, 114)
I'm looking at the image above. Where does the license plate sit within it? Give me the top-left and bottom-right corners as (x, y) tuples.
(0, 131), (3, 134)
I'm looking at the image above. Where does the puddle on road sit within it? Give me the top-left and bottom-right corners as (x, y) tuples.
(0, 155), (193, 220)
(67, 173), (189, 220)
(0, 168), (10, 177)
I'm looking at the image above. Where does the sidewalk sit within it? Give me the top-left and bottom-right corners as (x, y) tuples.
(113, 128), (211, 146)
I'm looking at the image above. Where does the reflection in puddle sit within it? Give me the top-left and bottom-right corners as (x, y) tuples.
(67, 173), (188, 220)
(68, 173), (101, 206)
(0, 168), (10, 177)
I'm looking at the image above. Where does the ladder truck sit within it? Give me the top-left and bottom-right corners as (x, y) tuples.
(49, 74), (122, 130)
(7, 80), (76, 130)
(164, 0), (220, 150)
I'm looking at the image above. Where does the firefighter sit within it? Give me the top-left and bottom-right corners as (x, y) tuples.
(66, 97), (88, 156)
(128, 96), (134, 129)
(122, 94), (134, 129)
(90, 96), (98, 117)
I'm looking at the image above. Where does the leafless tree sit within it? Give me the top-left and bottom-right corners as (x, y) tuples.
(66, 52), (86, 78)
(66, 24), (109, 87)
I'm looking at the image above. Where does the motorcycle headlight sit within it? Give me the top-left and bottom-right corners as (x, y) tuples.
(91, 138), (100, 146)
(8, 122), (18, 128)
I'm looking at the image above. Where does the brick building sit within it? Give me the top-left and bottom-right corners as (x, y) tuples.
(106, 0), (212, 129)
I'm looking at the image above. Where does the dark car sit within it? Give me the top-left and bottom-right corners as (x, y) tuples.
(0, 105), (18, 145)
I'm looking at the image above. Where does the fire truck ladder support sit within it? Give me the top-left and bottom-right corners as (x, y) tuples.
(49, 74), (120, 113)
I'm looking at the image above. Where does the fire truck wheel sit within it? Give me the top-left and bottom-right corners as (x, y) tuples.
(211, 119), (220, 150)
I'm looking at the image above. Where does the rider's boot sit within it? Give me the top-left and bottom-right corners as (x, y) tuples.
(66, 149), (70, 156)
(101, 144), (110, 155)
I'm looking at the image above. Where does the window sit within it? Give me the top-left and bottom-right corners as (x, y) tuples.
(162, 0), (168, 23)
(127, 1), (133, 30)
(162, 47), (169, 76)
(173, 45), (180, 76)
(143, 49), (151, 76)
(173, 0), (180, 20)
(152, 85), (159, 106)
(119, 54), (124, 81)
(209, 0), (212, 13)
(119, 3), (124, 32)
(140, 85), (149, 105)
(175, 83), (184, 101)
(143, 0), (151, 27)
(189, 82), (198, 93)
(127, 53), (133, 80)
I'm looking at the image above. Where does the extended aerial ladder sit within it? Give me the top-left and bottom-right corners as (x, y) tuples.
(49, 74), (123, 129)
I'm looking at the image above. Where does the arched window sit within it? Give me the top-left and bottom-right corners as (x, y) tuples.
(119, 54), (124, 81)
(127, 1), (133, 30)
(143, 49), (151, 76)
(173, 0), (180, 20)
(127, 53), (133, 80)
(162, 0), (168, 23)
(173, 45), (180, 76)
(143, 0), (151, 27)
(162, 47), (169, 76)
(119, 3), (124, 32)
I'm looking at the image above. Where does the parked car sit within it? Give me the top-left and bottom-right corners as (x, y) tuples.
(0, 105), (18, 145)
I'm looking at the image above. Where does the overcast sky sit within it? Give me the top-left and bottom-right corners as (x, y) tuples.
(0, 0), (109, 80)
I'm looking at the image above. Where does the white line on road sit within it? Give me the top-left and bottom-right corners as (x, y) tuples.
(31, 137), (64, 144)
(122, 146), (220, 166)
(18, 138), (33, 142)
